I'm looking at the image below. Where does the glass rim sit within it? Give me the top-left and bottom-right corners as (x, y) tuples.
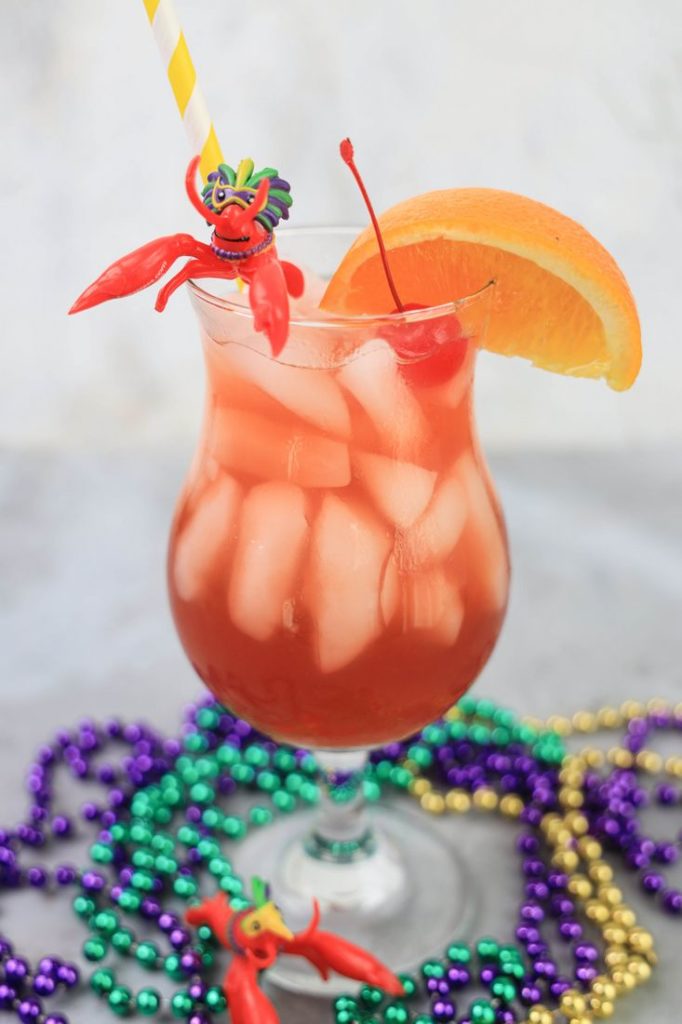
(187, 224), (495, 331)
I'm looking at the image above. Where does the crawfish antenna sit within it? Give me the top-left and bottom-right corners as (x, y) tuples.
(339, 138), (404, 312)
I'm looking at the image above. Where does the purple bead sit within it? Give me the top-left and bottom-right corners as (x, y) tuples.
(0, 984), (16, 1009)
(663, 889), (682, 914)
(51, 816), (71, 838)
(169, 928), (190, 950)
(549, 978), (572, 999)
(641, 871), (664, 894)
(97, 764), (116, 784)
(186, 848), (203, 866)
(521, 903), (544, 923)
(38, 957), (60, 977)
(81, 802), (99, 822)
(158, 912), (179, 933)
(522, 858), (546, 879)
(526, 942), (546, 958)
(44, 1017), (67, 1024)
(57, 964), (79, 988)
(6, 956), (29, 982)
(101, 811), (116, 828)
(186, 806), (202, 824)
(479, 966), (496, 985)
(447, 966), (470, 988)
(17, 998), (42, 1023)
(497, 1011), (516, 1024)
(140, 897), (161, 919)
(576, 964), (597, 986)
(108, 789), (125, 809)
(432, 1000), (456, 1022)
(533, 959), (557, 979)
(517, 834), (540, 855)
(188, 980), (207, 1000)
(655, 842), (679, 865)
(559, 920), (582, 941)
(520, 983), (542, 1005)
(81, 870), (105, 892)
(426, 978), (441, 994)
(574, 943), (599, 963)
(26, 867), (47, 888)
(180, 951), (202, 973)
(33, 975), (56, 997)
(0, 938), (13, 957)
(547, 872), (569, 890)
(526, 881), (549, 901)
(656, 783), (677, 805)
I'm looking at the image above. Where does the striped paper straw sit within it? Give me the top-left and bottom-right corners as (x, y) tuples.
(142, 0), (223, 182)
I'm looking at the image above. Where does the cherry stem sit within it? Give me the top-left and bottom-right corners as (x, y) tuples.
(339, 138), (404, 312)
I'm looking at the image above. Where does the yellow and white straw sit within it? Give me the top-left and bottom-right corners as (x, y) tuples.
(142, 0), (223, 182)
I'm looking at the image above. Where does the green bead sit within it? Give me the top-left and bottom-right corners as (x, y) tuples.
(383, 1004), (409, 1024)
(229, 896), (250, 912)
(335, 1013), (358, 1024)
(154, 854), (178, 875)
(470, 723), (491, 745)
(249, 805), (274, 827)
(184, 732), (208, 753)
(422, 724), (447, 746)
(131, 871), (154, 892)
(457, 694), (477, 715)
(202, 808), (222, 829)
(491, 976), (516, 1002)
(177, 825), (201, 846)
(244, 744), (270, 768)
(397, 974), (418, 999)
(153, 806), (172, 825)
(273, 749), (296, 772)
(208, 856), (231, 878)
(360, 985), (384, 1007)
(299, 781), (320, 803)
(90, 968), (116, 995)
(374, 759), (393, 781)
(222, 816), (247, 839)
(173, 876), (198, 899)
(406, 744), (432, 768)
(117, 889), (141, 912)
(135, 941), (160, 969)
(163, 954), (184, 981)
(476, 698), (496, 720)
(272, 790), (296, 813)
(470, 998), (496, 1024)
(111, 929), (134, 953)
(197, 925), (214, 944)
(197, 706), (220, 730)
(421, 960), (445, 979)
(476, 937), (499, 961)
(73, 894), (95, 919)
(201, 949), (215, 969)
(219, 875), (243, 895)
(170, 991), (194, 1019)
(501, 960), (525, 980)
(497, 945), (523, 965)
(284, 769), (304, 791)
(130, 823), (153, 845)
(132, 850), (155, 870)
(190, 781), (214, 804)
(231, 763), (256, 784)
(256, 770), (279, 792)
(334, 996), (359, 1012)
(300, 753), (318, 776)
(413, 1017), (433, 1024)
(217, 744), (241, 767)
(363, 779), (381, 802)
(491, 726), (511, 746)
(388, 766), (412, 789)
(110, 824), (127, 843)
(83, 937), (108, 962)
(197, 837), (220, 858)
(136, 988), (162, 1016)
(94, 910), (119, 936)
(161, 788), (182, 807)
(446, 943), (471, 964)
(108, 985), (133, 1017)
(90, 841), (114, 864)
(205, 987), (226, 1012)
(448, 720), (468, 740)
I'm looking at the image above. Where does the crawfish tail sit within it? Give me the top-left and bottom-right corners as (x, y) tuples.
(69, 234), (207, 314)
(286, 929), (403, 996)
(225, 956), (280, 1024)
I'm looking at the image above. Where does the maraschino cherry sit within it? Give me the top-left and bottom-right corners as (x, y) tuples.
(340, 138), (467, 387)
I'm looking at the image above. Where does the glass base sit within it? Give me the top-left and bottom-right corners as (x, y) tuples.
(232, 802), (479, 996)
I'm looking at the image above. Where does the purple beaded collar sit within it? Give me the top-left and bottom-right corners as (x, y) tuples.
(210, 235), (273, 261)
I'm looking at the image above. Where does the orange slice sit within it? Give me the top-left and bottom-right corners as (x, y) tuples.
(322, 189), (641, 390)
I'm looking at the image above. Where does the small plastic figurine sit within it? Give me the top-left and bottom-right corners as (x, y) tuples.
(69, 156), (304, 355)
(185, 877), (404, 1024)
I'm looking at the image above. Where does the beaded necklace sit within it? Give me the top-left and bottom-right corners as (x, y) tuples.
(0, 696), (676, 1024)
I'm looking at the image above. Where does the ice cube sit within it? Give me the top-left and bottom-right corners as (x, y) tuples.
(307, 494), (392, 672)
(228, 481), (309, 642)
(456, 454), (509, 609)
(353, 450), (436, 529)
(337, 342), (431, 459)
(172, 474), (242, 602)
(223, 343), (351, 438)
(401, 568), (464, 646)
(209, 407), (351, 488)
(397, 473), (467, 570)
(380, 554), (400, 627)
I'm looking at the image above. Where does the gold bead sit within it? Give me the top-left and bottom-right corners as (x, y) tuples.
(603, 925), (627, 947)
(610, 967), (636, 991)
(604, 948), (628, 969)
(552, 849), (579, 872)
(588, 861), (613, 884)
(585, 899), (611, 924)
(546, 714), (573, 736)
(627, 958), (652, 982)
(592, 976), (617, 1001)
(559, 786), (584, 809)
(635, 749), (662, 773)
(472, 787), (498, 811)
(620, 699), (645, 720)
(527, 1005), (553, 1024)
(420, 791), (445, 814)
(567, 874), (593, 900)
(569, 1016), (592, 1024)
(444, 705), (462, 721)
(597, 706), (623, 729)
(628, 927), (654, 955)
(445, 789), (471, 813)
(581, 746), (606, 768)
(591, 997), (615, 1018)
(607, 747), (633, 768)
(665, 756), (682, 778)
(540, 813), (562, 835)
(409, 777), (432, 797)
(523, 715), (546, 732)
(558, 766), (584, 787)
(611, 906), (636, 929)
(599, 885), (623, 907)
(564, 811), (589, 836)
(559, 990), (587, 1016)
(577, 836), (602, 861)
(499, 793), (524, 818)
(572, 710), (598, 733)
(646, 697), (670, 714)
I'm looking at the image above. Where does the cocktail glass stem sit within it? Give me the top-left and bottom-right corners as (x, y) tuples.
(305, 750), (375, 863)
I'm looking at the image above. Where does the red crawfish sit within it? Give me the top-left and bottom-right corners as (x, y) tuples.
(185, 878), (403, 1024)
(69, 156), (304, 356)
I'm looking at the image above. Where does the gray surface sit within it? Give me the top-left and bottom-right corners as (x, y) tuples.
(1, 447), (681, 1022)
